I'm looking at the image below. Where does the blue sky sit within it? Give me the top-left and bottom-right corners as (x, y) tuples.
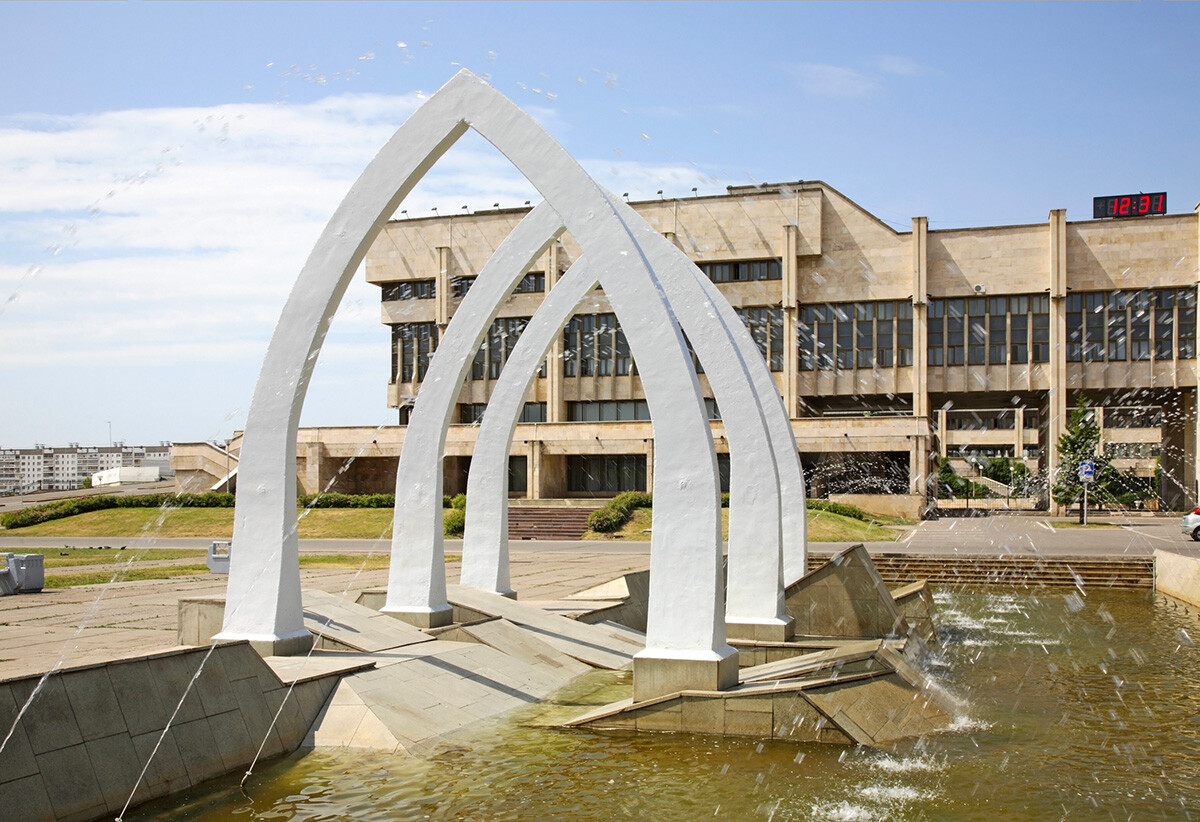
(2, 1), (1198, 449)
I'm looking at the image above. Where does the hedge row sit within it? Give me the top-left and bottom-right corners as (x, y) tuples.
(804, 499), (869, 521)
(0, 492), (236, 530)
(298, 493), (395, 509)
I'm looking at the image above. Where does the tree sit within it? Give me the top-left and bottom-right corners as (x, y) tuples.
(981, 456), (1031, 495)
(1052, 395), (1120, 520)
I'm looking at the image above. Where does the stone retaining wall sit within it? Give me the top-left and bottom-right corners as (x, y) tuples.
(0, 642), (337, 822)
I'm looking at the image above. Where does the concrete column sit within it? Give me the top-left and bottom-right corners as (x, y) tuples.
(644, 437), (654, 493)
(1162, 390), (1197, 510)
(1014, 407), (1025, 464)
(436, 246), (451, 328)
(782, 224), (800, 418)
(911, 218), (930, 497)
(1047, 209), (1068, 514)
(527, 440), (539, 500)
(546, 244), (565, 423)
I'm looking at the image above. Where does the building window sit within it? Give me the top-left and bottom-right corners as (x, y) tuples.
(509, 455), (528, 493)
(567, 400), (650, 422)
(564, 313), (633, 377)
(471, 317), (537, 381)
(513, 271), (545, 294)
(567, 455), (647, 493)
(736, 306), (784, 372)
(392, 322), (438, 383)
(460, 402), (545, 424)
(381, 280), (435, 301)
(519, 402), (547, 423)
(452, 276), (475, 298)
(700, 258), (782, 283)
(460, 403), (487, 424)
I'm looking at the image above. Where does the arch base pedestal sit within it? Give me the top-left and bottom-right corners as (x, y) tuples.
(382, 605), (453, 629)
(213, 629), (314, 658)
(632, 648), (740, 702)
(725, 616), (795, 643)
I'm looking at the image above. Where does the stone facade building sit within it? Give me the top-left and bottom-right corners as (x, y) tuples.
(182, 181), (1198, 514)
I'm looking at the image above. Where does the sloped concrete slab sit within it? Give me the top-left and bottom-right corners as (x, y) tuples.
(304, 635), (590, 752)
(785, 544), (908, 639)
(462, 619), (591, 679)
(447, 584), (637, 669)
(302, 589), (435, 652)
(740, 640), (884, 684)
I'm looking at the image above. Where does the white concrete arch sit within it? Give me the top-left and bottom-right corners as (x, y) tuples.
(350, 72), (736, 690)
(460, 193), (793, 638)
(216, 75), (480, 648)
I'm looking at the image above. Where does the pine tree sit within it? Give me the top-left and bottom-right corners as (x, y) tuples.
(1052, 395), (1118, 520)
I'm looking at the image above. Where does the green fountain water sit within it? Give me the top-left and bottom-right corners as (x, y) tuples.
(129, 587), (1200, 820)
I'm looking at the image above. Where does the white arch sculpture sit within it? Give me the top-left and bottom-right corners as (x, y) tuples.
(459, 191), (806, 640)
(378, 79), (745, 698)
(218, 69), (802, 696)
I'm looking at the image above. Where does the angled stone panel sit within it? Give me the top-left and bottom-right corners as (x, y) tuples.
(785, 544), (907, 639)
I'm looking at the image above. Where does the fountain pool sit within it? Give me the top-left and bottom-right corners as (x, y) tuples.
(128, 586), (1200, 820)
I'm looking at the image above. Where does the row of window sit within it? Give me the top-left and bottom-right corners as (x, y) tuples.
(384, 272), (546, 303)
(927, 295), (1050, 366)
(1104, 442), (1163, 459)
(387, 259), (781, 302)
(563, 314), (633, 377)
(459, 402), (547, 425)
(799, 300), (914, 370)
(1065, 288), (1197, 363)
(392, 289), (1200, 383)
(700, 259), (781, 283)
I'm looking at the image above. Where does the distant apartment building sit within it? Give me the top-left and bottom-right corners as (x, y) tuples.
(0, 444), (171, 495)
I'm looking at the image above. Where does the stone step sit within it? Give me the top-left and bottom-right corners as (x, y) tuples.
(807, 553), (1155, 589)
(507, 506), (600, 540)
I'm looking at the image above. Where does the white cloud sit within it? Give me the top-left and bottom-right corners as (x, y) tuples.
(872, 55), (932, 78)
(0, 91), (717, 445)
(788, 62), (882, 98)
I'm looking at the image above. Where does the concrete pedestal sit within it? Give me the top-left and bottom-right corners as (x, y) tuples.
(382, 605), (453, 629)
(725, 616), (795, 643)
(248, 630), (314, 657)
(633, 647), (740, 701)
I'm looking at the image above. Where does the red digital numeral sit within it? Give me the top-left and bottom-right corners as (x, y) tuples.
(1155, 194), (1164, 213)
(1118, 196), (1130, 215)
(1139, 195), (1150, 213)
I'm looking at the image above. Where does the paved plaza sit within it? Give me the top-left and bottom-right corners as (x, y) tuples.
(0, 515), (1193, 682)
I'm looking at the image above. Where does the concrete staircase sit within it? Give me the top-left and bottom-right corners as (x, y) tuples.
(507, 506), (599, 540)
(809, 552), (1155, 589)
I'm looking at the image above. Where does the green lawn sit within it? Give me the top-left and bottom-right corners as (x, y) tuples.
(3, 504), (898, 545)
(4, 507), (411, 540)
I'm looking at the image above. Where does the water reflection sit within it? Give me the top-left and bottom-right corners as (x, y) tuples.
(130, 588), (1200, 821)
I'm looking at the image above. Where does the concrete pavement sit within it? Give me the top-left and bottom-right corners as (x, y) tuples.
(0, 513), (1195, 683)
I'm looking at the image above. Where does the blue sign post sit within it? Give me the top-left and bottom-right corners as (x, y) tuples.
(1078, 460), (1095, 525)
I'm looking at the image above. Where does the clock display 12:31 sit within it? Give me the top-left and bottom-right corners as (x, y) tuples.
(1093, 192), (1167, 219)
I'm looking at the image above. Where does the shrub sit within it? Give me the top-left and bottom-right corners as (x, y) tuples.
(443, 507), (466, 537)
(721, 493), (730, 508)
(587, 507), (627, 533)
(587, 491), (653, 533)
(443, 495), (452, 508)
(451, 493), (467, 510)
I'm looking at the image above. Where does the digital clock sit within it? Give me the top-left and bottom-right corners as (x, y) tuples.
(1093, 192), (1166, 219)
